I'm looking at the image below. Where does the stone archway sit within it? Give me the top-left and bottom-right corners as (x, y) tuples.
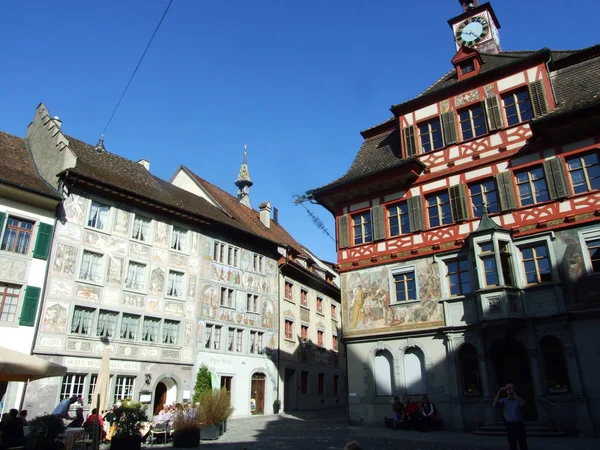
(490, 339), (538, 420)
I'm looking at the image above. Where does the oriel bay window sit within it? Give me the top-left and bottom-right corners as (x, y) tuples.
(519, 243), (552, 285)
(567, 152), (600, 194)
(459, 103), (487, 140)
(477, 240), (514, 288)
(418, 117), (444, 153)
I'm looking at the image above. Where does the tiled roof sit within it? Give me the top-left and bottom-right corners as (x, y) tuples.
(404, 49), (579, 106)
(313, 46), (597, 195)
(0, 131), (60, 198)
(64, 136), (264, 238)
(543, 52), (600, 119)
(310, 126), (423, 193)
(180, 166), (310, 258)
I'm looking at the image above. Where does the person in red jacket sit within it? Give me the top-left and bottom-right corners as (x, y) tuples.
(403, 398), (420, 430)
(84, 408), (107, 440)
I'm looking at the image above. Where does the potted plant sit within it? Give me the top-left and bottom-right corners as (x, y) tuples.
(27, 414), (66, 450)
(273, 399), (281, 414)
(171, 407), (202, 448)
(198, 389), (234, 440)
(110, 401), (149, 450)
(215, 388), (233, 434)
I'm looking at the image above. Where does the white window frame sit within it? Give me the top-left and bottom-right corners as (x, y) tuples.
(114, 375), (135, 403)
(0, 283), (21, 323)
(389, 265), (419, 304)
(246, 293), (259, 313)
(77, 250), (106, 285)
(514, 233), (558, 287)
(284, 280), (294, 301)
(205, 323), (222, 351)
(578, 228), (600, 274)
(123, 260), (147, 293)
(130, 214), (153, 244)
(170, 226), (188, 253)
(70, 305), (97, 336)
(0, 215), (36, 255)
(300, 287), (309, 307)
(60, 373), (86, 401)
(166, 270), (186, 299)
(435, 252), (474, 299)
(220, 287), (235, 308)
(85, 200), (112, 233)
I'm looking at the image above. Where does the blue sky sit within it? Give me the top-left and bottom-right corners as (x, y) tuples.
(1, 0), (598, 262)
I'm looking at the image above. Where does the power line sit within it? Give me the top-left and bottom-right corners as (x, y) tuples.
(102, 0), (174, 135)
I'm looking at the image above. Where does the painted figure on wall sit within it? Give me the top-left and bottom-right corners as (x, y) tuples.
(344, 261), (443, 333)
(63, 194), (86, 224)
(261, 299), (274, 329)
(41, 302), (68, 333)
(199, 284), (219, 319)
(53, 243), (77, 276)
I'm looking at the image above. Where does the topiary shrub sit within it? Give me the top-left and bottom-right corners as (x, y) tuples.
(192, 364), (212, 402)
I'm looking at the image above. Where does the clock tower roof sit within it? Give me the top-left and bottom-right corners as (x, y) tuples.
(448, 2), (501, 29)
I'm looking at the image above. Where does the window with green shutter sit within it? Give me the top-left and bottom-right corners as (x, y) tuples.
(19, 286), (41, 327)
(449, 184), (470, 222)
(543, 158), (569, 200)
(484, 96), (503, 131)
(337, 215), (350, 249)
(403, 125), (417, 157)
(528, 80), (548, 117)
(441, 111), (458, 145)
(407, 195), (425, 232)
(371, 205), (386, 241)
(495, 172), (517, 212)
(33, 223), (54, 260)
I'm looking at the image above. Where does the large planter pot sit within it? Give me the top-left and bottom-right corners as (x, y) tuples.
(110, 435), (142, 450)
(223, 419), (227, 432)
(29, 437), (61, 450)
(172, 429), (201, 448)
(273, 403), (280, 414)
(201, 425), (220, 441)
(219, 422), (224, 436)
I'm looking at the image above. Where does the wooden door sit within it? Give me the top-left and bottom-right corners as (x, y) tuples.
(153, 382), (167, 415)
(251, 374), (265, 414)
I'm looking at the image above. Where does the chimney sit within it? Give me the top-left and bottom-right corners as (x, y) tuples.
(137, 159), (150, 171)
(259, 201), (272, 229)
(273, 207), (279, 225)
(52, 116), (62, 129)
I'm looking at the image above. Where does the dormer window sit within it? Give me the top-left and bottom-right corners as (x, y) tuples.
(452, 46), (482, 80)
(460, 60), (475, 75)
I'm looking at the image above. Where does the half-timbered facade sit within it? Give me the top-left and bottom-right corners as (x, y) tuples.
(309, 0), (600, 436)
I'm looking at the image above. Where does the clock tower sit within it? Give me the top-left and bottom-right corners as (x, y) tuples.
(448, 1), (501, 54)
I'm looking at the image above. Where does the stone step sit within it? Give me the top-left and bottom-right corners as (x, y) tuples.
(478, 425), (557, 432)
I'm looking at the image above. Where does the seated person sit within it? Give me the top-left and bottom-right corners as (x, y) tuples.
(0, 409), (25, 450)
(19, 410), (28, 426)
(420, 396), (437, 432)
(391, 396), (404, 429)
(69, 407), (85, 427)
(153, 404), (172, 425)
(84, 408), (107, 440)
(403, 398), (421, 430)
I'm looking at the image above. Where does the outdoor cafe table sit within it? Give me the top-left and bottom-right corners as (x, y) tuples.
(59, 427), (85, 450)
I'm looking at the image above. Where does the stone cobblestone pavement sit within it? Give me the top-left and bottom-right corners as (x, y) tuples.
(142, 409), (598, 450)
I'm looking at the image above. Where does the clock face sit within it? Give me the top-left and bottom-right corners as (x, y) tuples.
(456, 16), (490, 47)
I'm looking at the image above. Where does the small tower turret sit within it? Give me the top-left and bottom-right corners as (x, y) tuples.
(235, 147), (253, 208)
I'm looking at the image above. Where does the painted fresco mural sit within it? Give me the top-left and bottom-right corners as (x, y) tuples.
(555, 228), (600, 310)
(343, 259), (444, 336)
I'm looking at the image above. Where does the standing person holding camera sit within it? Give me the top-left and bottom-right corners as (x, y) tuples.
(493, 383), (528, 450)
